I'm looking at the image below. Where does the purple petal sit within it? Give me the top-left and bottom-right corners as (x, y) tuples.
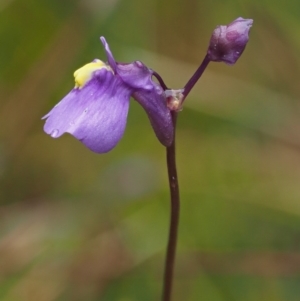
(43, 68), (131, 153)
(100, 38), (162, 91)
(116, 61), (155, 91)
(100, 36), (117, 72)
(133, 86), (174, 147)
(111, 54), (174, 146)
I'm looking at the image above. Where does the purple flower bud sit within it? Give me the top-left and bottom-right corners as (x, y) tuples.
(207, 17), (253, 65)
(43, 37), (173, 153)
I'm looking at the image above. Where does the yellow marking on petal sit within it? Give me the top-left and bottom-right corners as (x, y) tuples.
(74, 59), (112, 89)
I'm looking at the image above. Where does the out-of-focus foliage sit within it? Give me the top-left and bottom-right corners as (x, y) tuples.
(1, 0), (300, 300)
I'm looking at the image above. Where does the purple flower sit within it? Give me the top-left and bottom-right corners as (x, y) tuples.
(43, 37), (173, 153)
(207, 17), (253, 64)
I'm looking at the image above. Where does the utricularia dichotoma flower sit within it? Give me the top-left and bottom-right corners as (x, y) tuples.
(43, 17), (252, 153)
(43, 37), (173, 153)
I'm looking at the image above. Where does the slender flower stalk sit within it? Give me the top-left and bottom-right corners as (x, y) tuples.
(153, 70), (169, 90)
(162, 111), (179, 301)
(182, 54), (210, 101)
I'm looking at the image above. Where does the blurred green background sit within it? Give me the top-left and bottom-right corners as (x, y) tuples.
(1, 0), (300, 300)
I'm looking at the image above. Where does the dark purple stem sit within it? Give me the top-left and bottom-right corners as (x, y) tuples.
(162, 111), (180, 301)
(153, 71), (169, 90)
(182, 54), (211, 101)
(161, 52), (211, 301)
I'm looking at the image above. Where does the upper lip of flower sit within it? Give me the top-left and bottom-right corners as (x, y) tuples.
(43, 36), (173, 153)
